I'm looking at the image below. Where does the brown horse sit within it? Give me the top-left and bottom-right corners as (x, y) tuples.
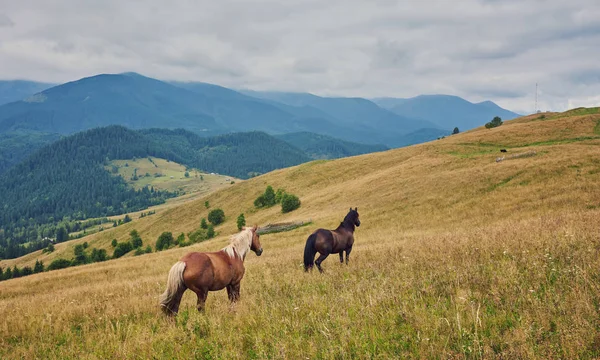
(159, 225), (263, 315)
(303, 208), (360, 272)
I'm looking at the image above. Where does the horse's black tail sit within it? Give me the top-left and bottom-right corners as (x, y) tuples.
(303, 233), (318, 271)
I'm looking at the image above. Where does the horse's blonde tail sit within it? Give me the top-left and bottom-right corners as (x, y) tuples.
(159, 261), (187, 316)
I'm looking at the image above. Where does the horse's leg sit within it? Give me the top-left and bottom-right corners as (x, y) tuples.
(195, 288), (208, 312)
(345, 246), (353, 265)
(315, 252), (329, 273)
(339, 252), (344, 264)
(227, 282), (241, 303)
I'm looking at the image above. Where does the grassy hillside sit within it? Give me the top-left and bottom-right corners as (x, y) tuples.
(1, 109), (599, 358)
(107, 157), (237, 193)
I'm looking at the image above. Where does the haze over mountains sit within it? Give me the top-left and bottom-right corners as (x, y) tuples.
(0, 72), (519, 146)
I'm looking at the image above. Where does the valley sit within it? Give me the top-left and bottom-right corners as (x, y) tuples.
(1, 109), (598, 358)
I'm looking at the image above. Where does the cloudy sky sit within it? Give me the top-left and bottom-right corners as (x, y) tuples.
(0, 0), (599, 113)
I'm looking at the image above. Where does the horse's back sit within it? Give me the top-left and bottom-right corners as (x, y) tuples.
(181, 251), (241, 291)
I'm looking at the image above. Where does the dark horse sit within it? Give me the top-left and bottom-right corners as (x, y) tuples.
(303, 208), (360, 272)
(159, 226), (263, 315)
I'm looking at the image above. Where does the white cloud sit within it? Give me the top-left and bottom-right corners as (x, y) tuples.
(0, 0), (599, 114)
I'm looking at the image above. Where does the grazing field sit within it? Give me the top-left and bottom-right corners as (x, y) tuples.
(1, 109), (600, 359)
(106, 157), (237, 193)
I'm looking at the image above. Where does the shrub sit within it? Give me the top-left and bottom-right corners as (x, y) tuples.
(134, 248), (145, 256)
(130, 230), (143, 249)
(21, 266), (33, 276)
(200, 218), (208, 229)
(176, 233), (185, 245)
(144, 245), (152, 254)
(113, 242), (133, 258)
(90, 248), (107, 262)
(485, 116), (503, 129)
(111, 239), (118, 247)
(204, 201), (210, 209)
(237, 213), (246, 230)
(275, 188), (286, 203)
(43, 243), (55, 254)
(207, 225), (215, 239)
(281, 194), (301, 213)
(156, 232), (174, 251)
(453, 127), (460, 134)
(47, 258), (72, 271)
(33, 260), (44, 273)
(188, 229), (208, 244)
(255, 186), (277, 208)
(208, 209), (225, 225)
(73, 244), (89, 265)
(123, 214), (132, 223)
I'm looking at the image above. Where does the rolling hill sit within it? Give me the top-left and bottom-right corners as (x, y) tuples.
(1, 108), (598, 358)
(0, 80), (56, 106)
(373, 94), (521, 130)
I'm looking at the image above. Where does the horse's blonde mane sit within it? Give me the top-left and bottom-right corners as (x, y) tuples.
(222, 228), (253, 260)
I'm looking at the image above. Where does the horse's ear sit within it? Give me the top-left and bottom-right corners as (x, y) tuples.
(253, 225), (258, 231)
(355, 207), (358, 211)
(349, 207), (352, 212)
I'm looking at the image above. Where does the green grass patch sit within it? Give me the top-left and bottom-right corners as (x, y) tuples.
(487, 171), (524, 192)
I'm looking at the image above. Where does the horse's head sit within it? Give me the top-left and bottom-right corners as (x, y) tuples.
(246, 225), (263, 256)
(347, 207), (361, 227)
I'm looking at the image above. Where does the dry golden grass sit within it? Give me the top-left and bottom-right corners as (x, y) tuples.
(1, 109), (600, 359)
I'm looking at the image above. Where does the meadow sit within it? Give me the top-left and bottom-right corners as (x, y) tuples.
(1, 109), (599, 359)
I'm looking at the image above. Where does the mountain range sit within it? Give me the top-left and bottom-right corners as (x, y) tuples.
(0, 73), (519, 147)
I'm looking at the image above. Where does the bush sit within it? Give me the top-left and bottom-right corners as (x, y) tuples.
(90, 248), (107, 262)
(47, 258), (72, 271)
(42, 243), (55, 254)
(237, 213), (246, 230)
(111, 239), (118, 247)
(281, 194), (301, 213)
(33, 260), (44, 273)
(275, 188), (286, 203)
(485, 116), (503, 129)
(176, 233), (185, 245)
(130, 231), (143, 249)
(200, 218), (208, 229)
(73, 244), (89, 265)
(208, 209), (225, 225)
(207, 225), (215, 239)
(123, 214), (132, 223)
(156, 232), (174, 251)
(453, 127), (460, 134)
(113, 242), (133, 258)
(134, 247), (145, 256)
(21, 266), (33, 276)
(144, 245), (152, 254)
(255, 186), (277, 208)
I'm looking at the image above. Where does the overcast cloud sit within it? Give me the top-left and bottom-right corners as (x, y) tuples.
(0, 0), (599, 113)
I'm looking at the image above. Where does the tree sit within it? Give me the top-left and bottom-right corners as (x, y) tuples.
(208, 209), (225, 225)
(4, 266), (12, 279)
(452, 127), (460, 134)
(275, 188), (286, 203)
(90, 248), (107, 262)
(12, 266), (21, 278)
(156, 232), (174, 251)
(207, 225), (215, 239)
(73, 244), (88, 265)
(176, 233), (185, 245)
(237, 213), (246, 231)
(34, 260), (44, 273)
(200, 218), (208, 229)
(123, 214), (132, 223)
(130, 230), (143, 248)
(263, 186), (276, 206)
(47, 258), (71, 271)
(184, 171), (190, 178)
(113, 242), (133, 258)
(56, 227), (68, 243)
(281, 194), (301, 213)
(485, 116), (503, 129)
(111, 239), (118, 247)
(43, 243), (55, 254)
(21, 266), (33, 276)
